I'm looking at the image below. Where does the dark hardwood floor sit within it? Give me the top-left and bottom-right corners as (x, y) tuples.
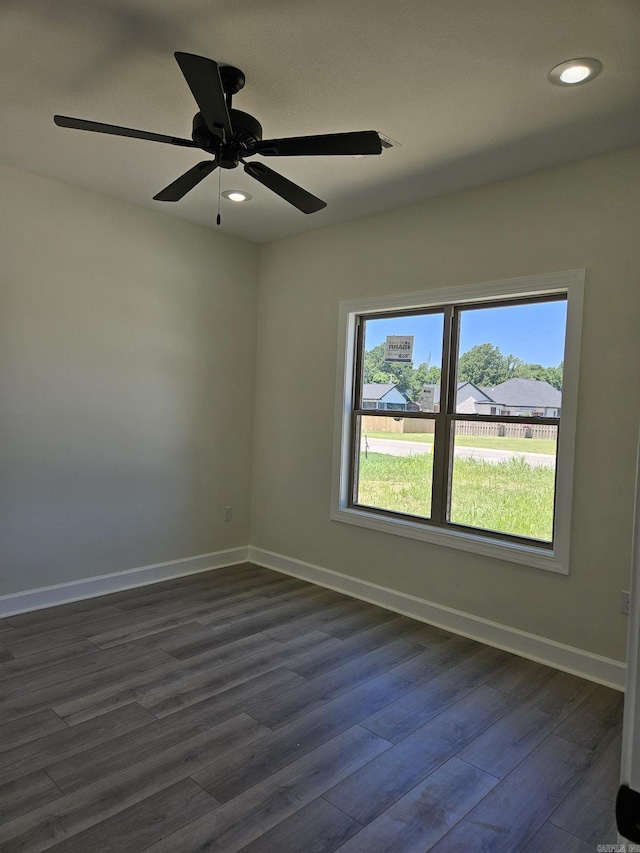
(0, 563), (623, 852)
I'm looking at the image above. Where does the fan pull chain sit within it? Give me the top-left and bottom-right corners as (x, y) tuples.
(216, 167), (222, 225)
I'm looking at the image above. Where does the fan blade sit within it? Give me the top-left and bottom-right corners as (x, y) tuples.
(153, 161), (218, 202)
(53, 115), (196, 147)
(244, 162), (326, 214)
(253, 130), (382, 157)
(175, 52), (232, 141)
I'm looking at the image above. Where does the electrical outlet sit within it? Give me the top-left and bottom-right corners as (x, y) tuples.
(224, 506), (233, 522)
(621, 591), (631, 615)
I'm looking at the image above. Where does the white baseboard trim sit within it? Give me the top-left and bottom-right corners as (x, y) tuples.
(2, 543), (626, 691)
(0, 547), (250, 618)
(249, 546), (626, 691)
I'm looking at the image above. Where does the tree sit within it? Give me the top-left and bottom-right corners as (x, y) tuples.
(512, 360), (563, 389)
(544, 362), (563, 390)
(362, 343), (437, 400)
(458, 343), (508, 387)
(457, 343), (564, 390)
(505, 354), (524, 378)
(513, 362), (548, 382)
(423, 365), (441, 385)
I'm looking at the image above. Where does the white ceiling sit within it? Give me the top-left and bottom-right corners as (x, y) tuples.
(2, 0), (640, 243)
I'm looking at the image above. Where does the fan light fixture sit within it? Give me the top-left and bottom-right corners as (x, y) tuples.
(548, 58), (602, 86)
(222, 190), (252, 202)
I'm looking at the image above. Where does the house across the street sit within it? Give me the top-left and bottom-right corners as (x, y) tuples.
(362, 383), (413, 411)
(420, 377), (561, 417)
(477, 377), (561, 417)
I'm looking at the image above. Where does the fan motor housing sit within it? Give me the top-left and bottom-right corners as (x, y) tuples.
(230, 110), (263, 145)
(191, 110), (263, 168)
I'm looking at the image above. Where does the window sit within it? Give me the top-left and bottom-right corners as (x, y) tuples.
(331, 271), (584, 573)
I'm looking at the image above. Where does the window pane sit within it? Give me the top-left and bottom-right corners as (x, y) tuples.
(455, 299), (566, 416)
(360, 312), (444, 412)
(448, 421), (558, 542)
(354, 415), (435, 518)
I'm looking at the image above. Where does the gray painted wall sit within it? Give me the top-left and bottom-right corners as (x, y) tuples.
(2, 148), (639, 665)
(252, 147), (640, 662)
(1, 166), (258, 594)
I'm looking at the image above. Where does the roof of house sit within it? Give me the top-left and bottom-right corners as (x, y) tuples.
(420, 381), (491, 407)
(459, 382), (494, 403)
(485, 378), (562, 408)
(419, 378), (562, 409)
(362, 383), (405, 401)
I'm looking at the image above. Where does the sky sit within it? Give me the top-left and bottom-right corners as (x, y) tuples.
(363, 299), (567, 368)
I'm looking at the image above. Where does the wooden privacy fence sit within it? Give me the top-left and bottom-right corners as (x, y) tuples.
(360, 416), (556, 440)
(453, 421), (557, 440)
(360, 415), (429, 434)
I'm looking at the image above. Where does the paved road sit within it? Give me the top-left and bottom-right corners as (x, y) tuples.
(362, 437), (556, 469)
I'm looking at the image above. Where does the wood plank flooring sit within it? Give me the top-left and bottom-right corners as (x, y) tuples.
(0, 563), (623, 852)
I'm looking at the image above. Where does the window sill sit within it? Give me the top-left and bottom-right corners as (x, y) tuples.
(330, 504), (568, 574)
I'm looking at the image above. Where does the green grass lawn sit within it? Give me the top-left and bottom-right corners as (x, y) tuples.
(357, 451), (554, 541)
(364, 430), (555, 456)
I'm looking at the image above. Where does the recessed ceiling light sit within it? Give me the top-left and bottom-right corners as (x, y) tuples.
(222, 190), (252, 202)
(548, 58), (602, 86)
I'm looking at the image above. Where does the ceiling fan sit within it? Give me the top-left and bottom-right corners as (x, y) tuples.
(54, 52), (383, 215)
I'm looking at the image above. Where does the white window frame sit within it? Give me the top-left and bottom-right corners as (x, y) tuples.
(331, 270), (585, 574)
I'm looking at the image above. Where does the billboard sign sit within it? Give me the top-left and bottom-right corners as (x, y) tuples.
(384, 336), (414, 362)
